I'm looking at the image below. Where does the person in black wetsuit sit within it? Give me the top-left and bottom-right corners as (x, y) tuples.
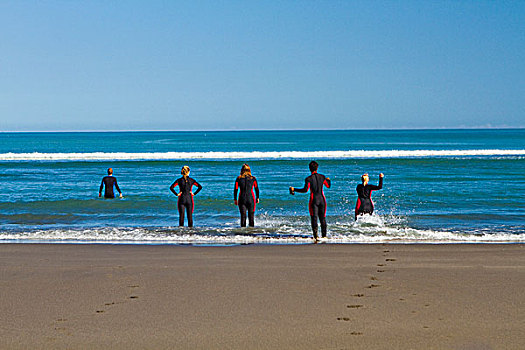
(99, 168), (122, 198)
(233, 164), (260, 227)
(289, 161), (331, 241)
(355, 173), (384, 220)
(170, 166), (202, 227)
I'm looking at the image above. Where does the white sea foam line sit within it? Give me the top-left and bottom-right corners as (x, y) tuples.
(1, 228), (524, 244)
(1, 149), (524, 161)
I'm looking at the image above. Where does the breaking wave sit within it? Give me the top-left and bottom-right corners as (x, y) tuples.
(0, 149), (524, 161)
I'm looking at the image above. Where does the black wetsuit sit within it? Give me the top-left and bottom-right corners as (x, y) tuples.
(294, 172), (331, 239)
(99, 176), (121, 199)
(234, 176), (259, 227)
(355, 177), (383, 219)
(170, 177), (202, 227)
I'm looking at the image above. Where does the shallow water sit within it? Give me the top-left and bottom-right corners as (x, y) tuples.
(1, 129), (524, 244)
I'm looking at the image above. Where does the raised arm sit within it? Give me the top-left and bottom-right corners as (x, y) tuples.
(293, 178), (310, 193)
(368, 174), (383, 190)
(324, 176), (331, 188)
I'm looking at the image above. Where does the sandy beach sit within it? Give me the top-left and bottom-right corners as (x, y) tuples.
(0, 244), (523, 349)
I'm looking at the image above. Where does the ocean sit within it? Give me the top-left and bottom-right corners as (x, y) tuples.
(1, 129), (524, 244)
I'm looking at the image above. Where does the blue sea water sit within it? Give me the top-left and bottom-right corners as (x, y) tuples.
(1, 129), (524, 244)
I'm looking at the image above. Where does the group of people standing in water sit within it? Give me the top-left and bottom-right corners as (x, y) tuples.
(99, 161), (384, 241)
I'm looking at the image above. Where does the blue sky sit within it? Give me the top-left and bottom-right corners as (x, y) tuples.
(1, 1), (524, 131)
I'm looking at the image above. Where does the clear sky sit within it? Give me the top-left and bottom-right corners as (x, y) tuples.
(1, 1), (524, 131)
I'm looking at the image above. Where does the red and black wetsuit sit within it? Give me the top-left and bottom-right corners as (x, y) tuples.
(294, 172), (331, 238)
(99, 176), (121, 199)
(355, 177), (383, 220)
(170, 177), (202, 227)
(234, 176), (259, 227)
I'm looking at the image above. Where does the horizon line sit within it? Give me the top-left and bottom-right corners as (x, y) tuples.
(1, 126), (524, 133)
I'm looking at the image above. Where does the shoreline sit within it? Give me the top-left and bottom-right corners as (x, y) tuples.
(1, 243), (524, 349)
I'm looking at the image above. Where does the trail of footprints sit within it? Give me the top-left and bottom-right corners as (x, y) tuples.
(337, 247), (436, 333)
(94, 284), (141, 314)
(53, 283), (141, 335)
(336, 246), (398, 336)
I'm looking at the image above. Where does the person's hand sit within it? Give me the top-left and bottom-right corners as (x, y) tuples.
(98, 193), (101, 198)
(190, 192), (194, 196)
(256, 198), (260, 203)
(119, 193), (123, 198)
(326, 177), (330, 181)
(380, 173), (384, 178)
(177, 193), (181, 197)
(234, 200), (238, 206)
(289, 187), (294, 195)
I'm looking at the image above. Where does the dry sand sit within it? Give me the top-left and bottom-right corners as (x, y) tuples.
(1, 244), (524, 349)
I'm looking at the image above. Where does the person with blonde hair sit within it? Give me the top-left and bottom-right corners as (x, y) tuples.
(355, 173), (384, 220)
(170, 166), (202, 227)
(233, 164), (259, 227)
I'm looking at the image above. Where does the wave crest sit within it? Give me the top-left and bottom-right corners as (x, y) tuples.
(1, 149), (524, 161)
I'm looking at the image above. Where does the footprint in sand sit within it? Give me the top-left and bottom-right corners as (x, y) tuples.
(337, 317), (351, 321)
(350, 332), (363, 336)
(353, 294), (364, 297)
(96, 310), (104, 314)
(377, 270), (385, 273)
(366, 284), (380, 289)
(347, 305), (363, 309)
(129, 295), (139, 299)
(377, 264), (385, 267)
(386, 258), (396, 262)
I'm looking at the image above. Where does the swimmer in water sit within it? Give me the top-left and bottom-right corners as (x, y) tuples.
(233, 164), (260, 227)
(289, 161), (331, 241)
(99, 168), (123, 199)
(170, 166), (202, 227)
(355, 173), (384, 220)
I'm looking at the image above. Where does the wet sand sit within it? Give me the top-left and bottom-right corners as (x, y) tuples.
(1, 244), (523, 349)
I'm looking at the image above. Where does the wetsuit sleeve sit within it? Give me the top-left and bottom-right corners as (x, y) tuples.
(355, 184), (362, 220)
(114, 178), (121, 194)
(99, 179), (104, 194)
(254, 178), (259, 200)
(294, 178), (310, 193)
(193, 180), (202, 195)
(368, 176), (383, 191)
(170, 180), (179, 195)
(234, 177), (239, 200)
(324, 177), (331, 188)
(355, 198), (361, 219)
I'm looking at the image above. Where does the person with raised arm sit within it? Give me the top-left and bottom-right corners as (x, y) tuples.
(355, 173), (384, 220)
(289, 161), (331, 241)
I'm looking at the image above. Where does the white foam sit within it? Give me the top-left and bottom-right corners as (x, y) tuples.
(0, 149), (524, 161)
(1, 224), (524, 245)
